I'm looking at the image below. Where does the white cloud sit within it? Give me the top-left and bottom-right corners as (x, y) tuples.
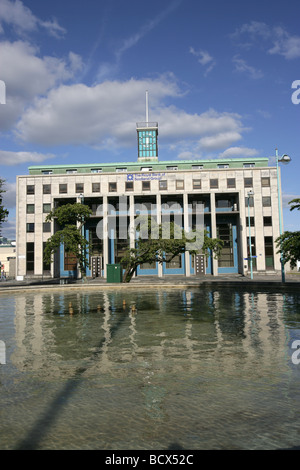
(1, 181), (16, 208)
(0, 0), (66, 37)
(219, 147), (260, 158)
(14, 78), (246, 154)
(0, 150), (55, 166)
(232, 55), (264, 79)
(189, 47), (216, 75)
(232, 21), (300, 60)
(0, 40), (83, 130)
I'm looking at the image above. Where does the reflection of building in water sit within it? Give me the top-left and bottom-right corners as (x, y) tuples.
(10, 290), (290, 381)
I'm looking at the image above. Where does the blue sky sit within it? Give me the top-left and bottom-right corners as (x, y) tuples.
(0, 0), (299, 239)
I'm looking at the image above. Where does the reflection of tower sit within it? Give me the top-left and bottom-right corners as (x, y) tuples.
(136, 91), (158, 162)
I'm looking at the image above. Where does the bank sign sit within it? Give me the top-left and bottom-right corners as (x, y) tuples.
(127, 173), (166, 181)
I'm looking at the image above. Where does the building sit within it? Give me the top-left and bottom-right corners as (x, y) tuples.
(0, 238), (16, 279)
(15, 119), (283, 280)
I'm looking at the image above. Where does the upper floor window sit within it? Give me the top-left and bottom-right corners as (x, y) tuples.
(210, 179), (218, 189)
(109, 182), (117, 192)
(26, 204), (35, 214)
(91, 168), (102, 173)
(142, 181), (151, 191)
(244, 177), (253, 188)
(43, 184), (51, 194)
(166, 166), (178, 171)
(26, 223), (35, 233)
(261, 177), (270, 187)
(217, 164), (229, 169)
(27, 185), (35, 195)
(59, 184), (67, 194)
(193, 179), (201, 190)
(92, 183), (100, 193)
(192, 165), (203, 170)
(116, 168), (127, 172)
(262, 196), (271, 207)
(66, 169), (77, 174)
(76, 183), (84, 193)
(140, 167), (152, 171)
(176, 180), (184, 190)
(125, 181), (134, 191)
(159, 180), (167, 190)
(227, 178), (236, 188)
(243, 163), (255, 168)
(41, 170), (53, 175)
(43, 203), (51, 213)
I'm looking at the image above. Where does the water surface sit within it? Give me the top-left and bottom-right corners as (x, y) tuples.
(0, 286), (299, 450)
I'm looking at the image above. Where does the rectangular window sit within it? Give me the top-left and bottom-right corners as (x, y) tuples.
(264, 236), (274, 270)
(217, 164), (229, 169)
(142, 181), (151, 191)
(26, 242), (34, 273)
(244, 177), (253, 187)
(109, 182), (117, 192)
(245, 196), (254, 207)
(140, 167), (152, 171)
(261, 177), (270, 187)
(193, 179), (201, 189)
(92, 183), (100, 193)
(116, 168), (127, 172)
(192, 165), (203, 170)
(43, 184), (51, 194)
(217, 224), (234, 267)
(125, 181), (134, 191)
(91, 168), (102, 173)
(43, 242), (50, 272)
(210, 179), (218, 189)
(43, 222), (51, 232)
(26, 223), (35, 233)
(59, 184), (68, 194)
(76, 183), (84, 193)
(262, 196), (271, 207)
(246, 217), (255, 227)
(159, 180), (167, 190)
(166, 166), (178, 171)
(42, 170), (53, 175)
(43, 203), (51, 213)
(263, 216), (272, 226)
(176, 180), (184, 190)
(227, 178), (236, 188)
(26, 204), (35, 214)
(66, 169), (77, 174)
(27, 185), (35, 195)
(243, 163), (255, 168)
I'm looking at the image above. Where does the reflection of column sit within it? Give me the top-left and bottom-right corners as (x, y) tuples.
(156, 193), (163, 277)
(183, 193), (190, 277)
(99, 292), (112, 373)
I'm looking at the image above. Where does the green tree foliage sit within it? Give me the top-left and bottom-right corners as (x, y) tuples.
(0, 178), (9, 235)
(121, 216), (223, 283)
(276, 198), (300, 269)
(44, 203), (92, 276)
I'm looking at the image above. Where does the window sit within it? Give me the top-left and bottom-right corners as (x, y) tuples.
(43, 184), (51, 194)
(217, 164), (229, 169)
(243, 163), (255, 168)
(76, 183), (84, 193)
(43, 222), (51, 232)
(66, 169), (77, 174)
(142, 181), (151, 191)
(244, 177), (253, 188)
(43, 203), (51, 213)
(91, 168), (102, 173)
(216, 198), (232, 208)
(261, 177), (270, 187)
(26, 204), (35, 214)
(210, 179), (218, 189)
(262, 196), (271, 207)
(92, 183), (100, 193)
(176, 180), (184, 190)
(166, 166), (178, 171)
(264, 236), (274, 270)
(245, 196), (254, 207)
(263, 216), (272, 227)
(26, 242), (34, 273)
(125, 181), (134, 191)
(227, 178), (236, 188)
(42, 170), (52, 175)
(159, 180), (167, 190)
(27, 185), (34, 195)
(193, 179), (201, 189)
(140, 167), (152, 171)
(109, 182), (117, 192)
(192, 165), (203, 170)
(59, 184), (67, 194)
(116, 168), (127, 172)
(246, 217), (255, 227)
(26, 223), (35, 233)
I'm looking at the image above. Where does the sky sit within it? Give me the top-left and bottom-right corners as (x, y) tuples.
(0, 0), (299, 239)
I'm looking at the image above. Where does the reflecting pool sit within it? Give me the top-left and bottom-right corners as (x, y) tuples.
(0, 286), (300, 450)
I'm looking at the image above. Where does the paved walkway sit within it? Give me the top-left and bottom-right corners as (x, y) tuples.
(0, 272), (299, 292)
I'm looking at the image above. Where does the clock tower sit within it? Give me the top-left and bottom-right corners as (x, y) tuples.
(136, 91), (158, 162)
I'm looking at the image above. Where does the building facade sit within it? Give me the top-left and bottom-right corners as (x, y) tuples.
(16, 123), (283, 280)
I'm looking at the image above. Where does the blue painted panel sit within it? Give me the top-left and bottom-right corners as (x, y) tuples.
(163, 253), (185, 275)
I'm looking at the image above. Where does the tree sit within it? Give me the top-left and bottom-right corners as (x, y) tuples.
(121, 216), (223, 283)
(44, 203), (92, 276)
(276, 198), (300, 269)
(0, 178), (9, 236)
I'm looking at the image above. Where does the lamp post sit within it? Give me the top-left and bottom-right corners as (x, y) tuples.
(247, 190), (254, 280)
(275, 149), (291, 283)
(79, 193), (85, 280)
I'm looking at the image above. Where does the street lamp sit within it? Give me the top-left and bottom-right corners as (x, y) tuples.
(275, 149), (291, 283)
(247, 190), (254, 280)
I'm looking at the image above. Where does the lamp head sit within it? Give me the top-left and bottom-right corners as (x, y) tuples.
(247, 190), (254, 197)
(278, 154), (291, 164)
